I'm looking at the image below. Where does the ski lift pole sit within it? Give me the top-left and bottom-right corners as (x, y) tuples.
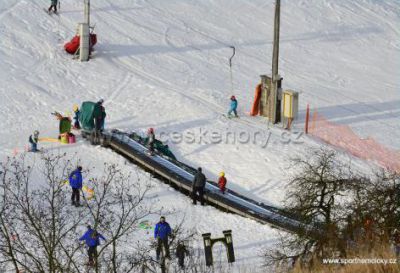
(58, 0), (60, 11)
(229, 46), (236, 92)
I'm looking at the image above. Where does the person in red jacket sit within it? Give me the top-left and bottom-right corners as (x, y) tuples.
(218, 171), (227, 194)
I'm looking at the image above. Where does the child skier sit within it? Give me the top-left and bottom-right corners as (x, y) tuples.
(73, 105), (81, 130)
(48, 0), (58, 14)
(227, 95), (238, 118)
(176, 240), (189, 268)
(28, 130), (39, 152)
(218, 171), (227, 194)
(147, 128), (155, 155)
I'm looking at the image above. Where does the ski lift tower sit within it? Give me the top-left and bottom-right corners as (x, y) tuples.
(260, 0), (282, 124)
(78, 0), (90, 61)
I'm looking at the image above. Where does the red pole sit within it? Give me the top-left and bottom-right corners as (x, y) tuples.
(305, 104), (310, 134)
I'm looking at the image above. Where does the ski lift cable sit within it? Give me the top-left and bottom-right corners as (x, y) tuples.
(229, 46), (236, 93)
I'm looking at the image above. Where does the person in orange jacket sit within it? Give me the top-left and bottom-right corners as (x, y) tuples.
(218, 171), (227, 194)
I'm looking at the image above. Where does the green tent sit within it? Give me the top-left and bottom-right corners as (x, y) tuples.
(79, 101), (102, 131)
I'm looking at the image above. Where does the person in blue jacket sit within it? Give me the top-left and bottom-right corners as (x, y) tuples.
(79, 225), (106, 266)
(227, 95), (238, 118)
(69, 166), (83, 207)
(154, 216), (172, 260)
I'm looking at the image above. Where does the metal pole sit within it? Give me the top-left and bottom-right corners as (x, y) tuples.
(272, 0), (280, 79)
(84, 0), (90, 26)
(270, 0), (281, 123)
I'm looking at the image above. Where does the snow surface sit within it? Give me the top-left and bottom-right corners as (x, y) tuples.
(0, 0), (399, 270)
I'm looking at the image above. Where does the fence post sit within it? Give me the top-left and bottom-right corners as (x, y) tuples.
(305, 104), (310, 134)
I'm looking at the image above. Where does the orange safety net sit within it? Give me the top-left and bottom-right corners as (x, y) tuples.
(309, 110), (400, 172)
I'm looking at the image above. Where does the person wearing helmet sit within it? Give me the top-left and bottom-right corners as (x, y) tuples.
(73, 105), (81, 130)
(28, 130), (40, 152)
(147, 128), (155, 154)
(218, 171), (227, 194)
(228, 95), (238, 118)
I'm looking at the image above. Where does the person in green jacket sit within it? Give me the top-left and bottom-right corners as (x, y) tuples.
(48, 0), (58, 14)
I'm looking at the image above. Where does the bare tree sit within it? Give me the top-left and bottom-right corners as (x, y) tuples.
(263, 148), (400, 269)
(80, 164), (158, 273)
(347, 170), (400, 248)
(0, 153), (84, 273)
(0, 153), (160, 273)
(263, 148), (360, 268)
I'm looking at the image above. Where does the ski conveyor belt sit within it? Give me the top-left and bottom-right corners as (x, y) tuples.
(100, 130), (317, 236)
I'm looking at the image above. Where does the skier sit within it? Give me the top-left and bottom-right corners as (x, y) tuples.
(176, 240), (189, 269)
(48, 0), (58, 14)
(147, 128), (155, 155)
(69, 166), (83, 207)
(96, 99), (106, 131)
(79, 225), (106, 267)
(218, 171), (227, 194)
(73, 105), (81, 130)
(28, 130), (40, 152)
(192, 167), (206, 206)
(227, 95), (238, 118)
(154, 216), (172, 260)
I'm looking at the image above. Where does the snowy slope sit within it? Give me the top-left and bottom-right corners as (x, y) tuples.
(0, 0), (399, 270)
